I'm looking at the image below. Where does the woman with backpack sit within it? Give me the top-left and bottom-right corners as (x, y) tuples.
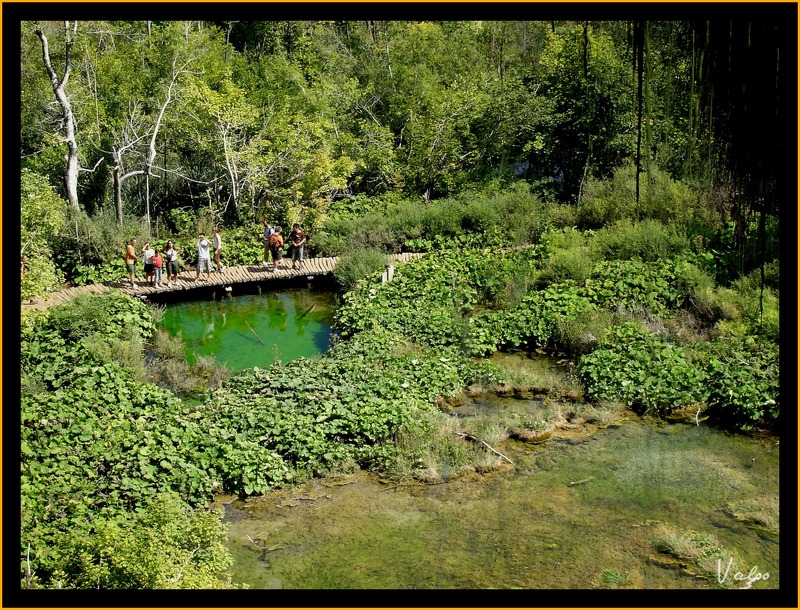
(269, 226), (284, 270)
(262, 218), (275, 267)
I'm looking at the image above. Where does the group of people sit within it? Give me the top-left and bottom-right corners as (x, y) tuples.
(262, 220), (306, 271)
(125, 237), (184, 290)
(194, 227), (224, 282)
(124, 220), (307, 290)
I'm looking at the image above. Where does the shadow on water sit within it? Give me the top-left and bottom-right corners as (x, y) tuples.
(218, 412), (780, 590)
(157, 282), (338, 372)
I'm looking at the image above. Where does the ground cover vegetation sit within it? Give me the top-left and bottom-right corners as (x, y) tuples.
(17, 17), (787, 589)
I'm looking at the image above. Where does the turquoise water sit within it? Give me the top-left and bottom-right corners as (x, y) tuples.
(159, 288), (337, 371)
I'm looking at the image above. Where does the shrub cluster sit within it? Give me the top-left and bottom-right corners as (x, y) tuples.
(314, 182), (574, 256)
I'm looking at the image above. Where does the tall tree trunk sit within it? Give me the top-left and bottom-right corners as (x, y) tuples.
(113, 166), (123, 226)
(644, 21), (653, 214)
(143, 55), (196, 227)
(634, 21), (643, 215)
(145, 174), (151, 228)
(34, 21), (80, 211)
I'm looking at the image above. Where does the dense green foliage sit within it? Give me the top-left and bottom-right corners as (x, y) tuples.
(578, 323), (705, 415)
(19, 17), (787, 298)
(25, 493), (235, 589)
(18, 16), (784, 590)
(20, 169), (66, 300)
(21, 294), (239, 587)
(334, 224), (780, 430)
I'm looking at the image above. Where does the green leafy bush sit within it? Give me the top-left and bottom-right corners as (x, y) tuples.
(71, 259), (128, 286)
(695, 338), (780, 431)
(589, 219), (690, 262)
(578, 163), (701, 229)
(583, 258), (681, 317)
(45, 291), (156, 344)
(467, 282), (595, 355)
(37, 493), (236, 589)
(578, 323), (706, 415)
(333, 247), (388, 291)
(20, 253), (64, 301)
(55, 208), (152, 283)
(20, 169), (68, 299)
(314, 182), (564, 257)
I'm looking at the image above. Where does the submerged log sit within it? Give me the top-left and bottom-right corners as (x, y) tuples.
(456, 432), (513, 464)
(245, 320), (265, 345)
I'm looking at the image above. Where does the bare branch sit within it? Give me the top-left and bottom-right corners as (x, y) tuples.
(152, 166), (223, 186)
(77, 157), (104, 173)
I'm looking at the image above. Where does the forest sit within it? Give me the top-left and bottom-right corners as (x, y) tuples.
(15, 12), (790, 592)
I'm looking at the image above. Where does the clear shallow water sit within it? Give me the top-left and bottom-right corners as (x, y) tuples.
(218, 416), (779, 590)
(159, 287), (337, 371)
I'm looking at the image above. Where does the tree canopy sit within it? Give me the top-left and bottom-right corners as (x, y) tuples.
(18, 15), (793, 229)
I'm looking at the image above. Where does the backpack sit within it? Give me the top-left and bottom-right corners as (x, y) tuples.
(269, 233), (282, 248)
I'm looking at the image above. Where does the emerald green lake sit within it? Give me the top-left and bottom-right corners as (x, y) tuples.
(158, 287), (337, 371)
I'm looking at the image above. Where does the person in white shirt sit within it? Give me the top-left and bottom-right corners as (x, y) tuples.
(195, 233), (212, 281)
(141, 242), (155, 286)
(163, 240), (181, 287)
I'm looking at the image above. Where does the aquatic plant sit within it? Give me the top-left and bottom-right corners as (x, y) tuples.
(600, 569), (629, 588)
(651, 527), (755, 589)
(726, 496), (779, 534)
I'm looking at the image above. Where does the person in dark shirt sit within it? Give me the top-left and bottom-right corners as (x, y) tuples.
(289, 224), (307, 270)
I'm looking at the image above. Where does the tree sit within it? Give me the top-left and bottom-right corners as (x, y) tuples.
(20, 169), (67, 300)
(33, 21), (82, 210)
(537, 24), (636, 201)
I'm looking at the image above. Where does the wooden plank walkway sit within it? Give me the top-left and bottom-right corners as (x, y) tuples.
(21, 253), (424, 312)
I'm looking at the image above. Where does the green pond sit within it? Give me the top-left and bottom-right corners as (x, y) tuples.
(158, 286), (337, 371)
(217, 409), (780, 591)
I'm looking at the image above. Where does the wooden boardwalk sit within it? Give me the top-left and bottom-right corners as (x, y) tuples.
(21, 253), (424, 312)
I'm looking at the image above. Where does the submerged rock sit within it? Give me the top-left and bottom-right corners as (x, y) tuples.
(509, 429), (552, 444)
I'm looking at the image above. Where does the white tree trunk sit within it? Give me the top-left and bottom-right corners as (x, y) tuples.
(34, 21), (80, 211)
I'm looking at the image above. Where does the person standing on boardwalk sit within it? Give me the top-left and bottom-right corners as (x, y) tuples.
(212, 226), (225, 273)
(289, 223), (306, 270)
(141, 242), (155, 286)
(151, 249), (164, 288)
(163, 240), (181, 287)
(262, 218), (275, 267)
(195, 233), (212, 281)
(269, 226), (284, 270)
(125, 237), (139, 289)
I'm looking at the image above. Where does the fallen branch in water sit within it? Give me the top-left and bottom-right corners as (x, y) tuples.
(298, 303), (316, 319)
(245, 320), (265, 345)
(267, 544), (288, 552)
(456, 432), (513, 464)
(294, 493), (332, 502)
(568, 476), (595, 486)
(322, 479), (357, 488)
